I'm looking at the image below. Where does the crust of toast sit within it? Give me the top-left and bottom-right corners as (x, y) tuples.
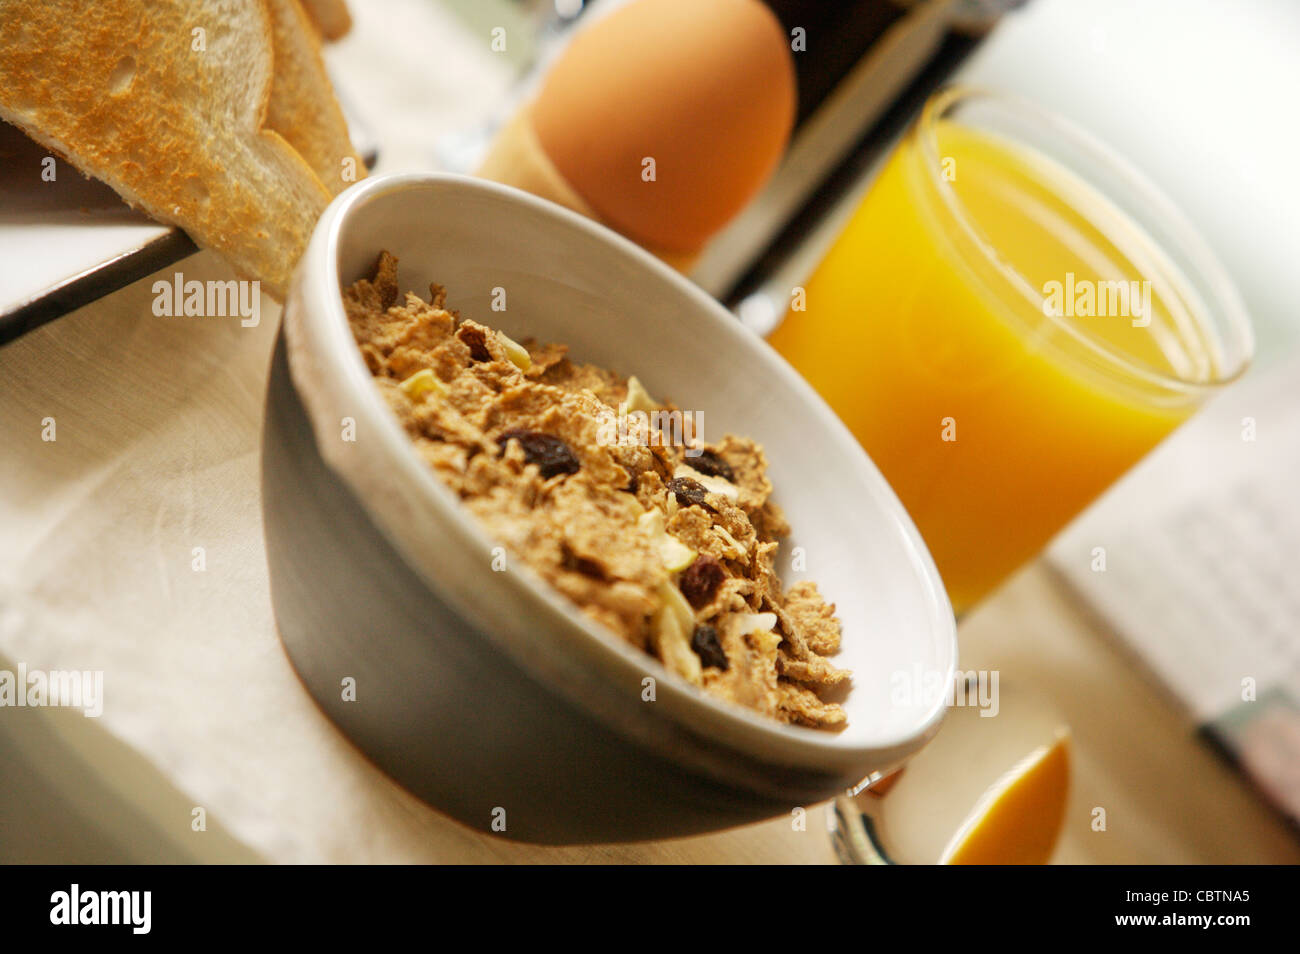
(298, 0), (353, 42)
(0, 1), (356, 297)
(265, 0), (365, 196)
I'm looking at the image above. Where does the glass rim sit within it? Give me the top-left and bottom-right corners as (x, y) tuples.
(913, 84), (1254, 397)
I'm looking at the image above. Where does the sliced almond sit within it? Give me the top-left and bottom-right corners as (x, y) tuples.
(638, 509), (697, 572)
(713, 525), (749, 563)
(498, 330), (532, 371)
(399, 368), (447, 401)
(625, 375), (659, 413)
(652, 581), (702, 684)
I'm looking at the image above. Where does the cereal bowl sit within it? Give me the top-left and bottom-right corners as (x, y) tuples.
(262, 172), (956, 843)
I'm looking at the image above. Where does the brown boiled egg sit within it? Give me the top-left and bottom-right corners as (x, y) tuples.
(529, 0), (796, 255)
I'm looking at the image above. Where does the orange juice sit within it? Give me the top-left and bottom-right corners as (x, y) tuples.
(940, 733), (1070, 865)
(770, 91), (1247, 613)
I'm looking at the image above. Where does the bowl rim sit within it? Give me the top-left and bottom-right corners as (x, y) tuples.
(283, 170), (957, 774)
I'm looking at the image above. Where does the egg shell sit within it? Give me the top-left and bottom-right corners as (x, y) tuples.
(531, 0), (796, 253)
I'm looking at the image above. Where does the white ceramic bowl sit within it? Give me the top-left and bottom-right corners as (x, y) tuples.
(262, 172), (956, 842)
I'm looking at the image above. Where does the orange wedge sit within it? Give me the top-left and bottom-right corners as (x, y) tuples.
(940, 731), (1071, 865)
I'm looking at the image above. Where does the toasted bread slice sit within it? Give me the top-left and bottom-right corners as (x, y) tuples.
(265, 0), (365, 196)
(299, 0), (353, 42)
(0, 1), (340, 296)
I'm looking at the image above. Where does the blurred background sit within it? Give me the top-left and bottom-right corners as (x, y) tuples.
(334, 0), (1300, 361)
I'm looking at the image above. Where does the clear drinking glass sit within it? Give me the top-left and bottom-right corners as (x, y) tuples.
(769, 86), (1254, 615)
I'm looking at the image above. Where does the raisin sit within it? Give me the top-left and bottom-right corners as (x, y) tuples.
(668, 476), (710, 509)
(457, 324), (493, 362)
(496, 430), (580, 479)
(691, 623), (729, 671)
(680, 555), (725, 609)
(685, 449), (735, 483)
(562, 544), (605, 579)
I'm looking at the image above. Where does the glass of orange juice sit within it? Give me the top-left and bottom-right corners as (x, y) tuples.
(769, 86), (1253, 615)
